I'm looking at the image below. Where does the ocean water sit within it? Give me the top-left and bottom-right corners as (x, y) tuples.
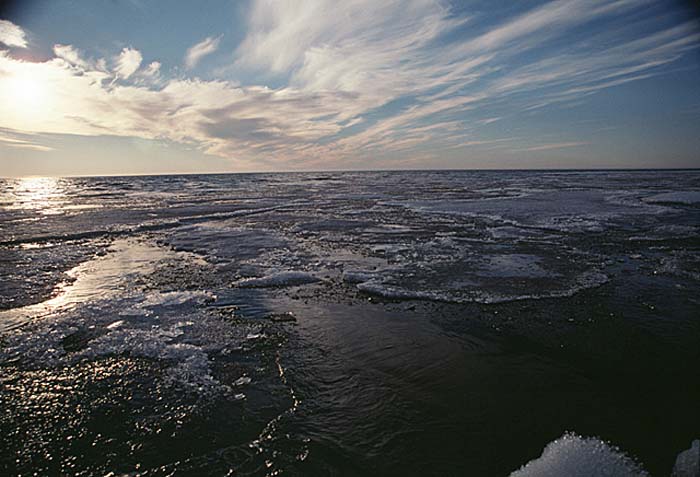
(0, 170), (698, 476)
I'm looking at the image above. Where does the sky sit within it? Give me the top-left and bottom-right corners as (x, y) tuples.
(0, 0), (699, 176)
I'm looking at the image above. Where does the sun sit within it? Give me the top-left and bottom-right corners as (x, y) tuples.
(5, 73), (49, 114)
(0, 64), (55, 128)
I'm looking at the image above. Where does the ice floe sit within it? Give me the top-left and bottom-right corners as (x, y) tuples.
(511, 433), (700, 477)
(644, 191), (700, 205)
(672, 440), (700, 477)
(510, 433), (649, 477)
(233, 271), (320, 288)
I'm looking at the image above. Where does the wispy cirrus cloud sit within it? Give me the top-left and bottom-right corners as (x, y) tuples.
(518, 142), (588, 152)
(0, 128), (52, 152)
(185, 36), (221, 69)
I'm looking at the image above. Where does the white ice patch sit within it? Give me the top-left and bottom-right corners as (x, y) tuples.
(673, 440), (700, 477)
(0, 239), (254, 393)
(356, 271), (608, 304)
(510, 433), (649, 477)
(0, 239), (185, 332)
(140, 290), (215, 308)
(233, 271), (320, 288)
(106, 320), (124, 330)
(74, 322), (217, 388)
(644, 191), (700, 205)
(362, 224), (416, 234)
(356, 280), (444, 302)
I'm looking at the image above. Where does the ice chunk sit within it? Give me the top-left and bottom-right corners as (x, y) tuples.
(140, 290), (214, 307)
(106, 320), (124, 330)
(644, 191), (700, 205)
(672, 440), (700, 477)
(355, 269), (608, 304)
(234, 376), (251, 386)
(233, 271), (319, 288)
(510, 433), (648, 477)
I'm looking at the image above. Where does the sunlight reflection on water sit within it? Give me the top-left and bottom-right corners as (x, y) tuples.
(0, 240), (174, 332)
(2, 177), (104, 215)
(5, 177), (68, 214)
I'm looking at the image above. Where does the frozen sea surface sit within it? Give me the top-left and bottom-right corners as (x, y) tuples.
(1, 170), (699, 476)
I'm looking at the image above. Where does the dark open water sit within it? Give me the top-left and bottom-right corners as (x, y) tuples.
(0, 170), (699, 476)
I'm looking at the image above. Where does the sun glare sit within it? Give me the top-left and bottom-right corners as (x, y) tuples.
(5, 73), (49, 114)
(8, 176), (67, 214)
(0, 63), (58, 131)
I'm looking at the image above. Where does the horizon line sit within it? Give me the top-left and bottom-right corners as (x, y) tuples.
(3, 166), (700, 179)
